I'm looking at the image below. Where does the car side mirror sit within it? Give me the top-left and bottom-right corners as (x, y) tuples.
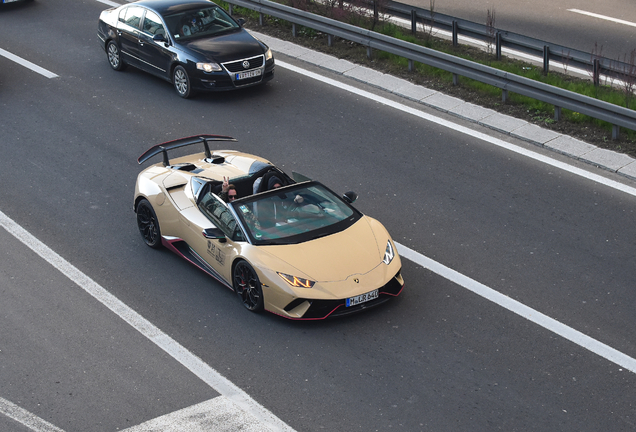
(342, 191), (357, 203)
(202, 227), (226, 240)
(153, 33), (167, 43)
(237, 18), (245, 26)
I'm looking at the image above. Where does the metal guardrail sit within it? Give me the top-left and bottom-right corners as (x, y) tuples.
(382, 0), (634, 85)
(226, 0), (636, 137)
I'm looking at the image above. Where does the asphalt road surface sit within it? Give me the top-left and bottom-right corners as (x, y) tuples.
(1, 0), (636, 431)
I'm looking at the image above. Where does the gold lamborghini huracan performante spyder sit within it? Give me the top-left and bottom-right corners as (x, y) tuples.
(134, 135), (404, 319)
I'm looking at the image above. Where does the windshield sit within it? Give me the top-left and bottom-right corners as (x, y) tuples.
(164, 6), (240, 40)
(231, 182), (361, 245)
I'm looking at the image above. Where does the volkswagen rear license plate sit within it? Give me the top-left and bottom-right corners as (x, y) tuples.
(346, 289), (378, 307)
(236, 69), (261, 80)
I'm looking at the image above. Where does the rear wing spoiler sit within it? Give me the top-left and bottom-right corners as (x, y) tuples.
(137, 134), (237, 166)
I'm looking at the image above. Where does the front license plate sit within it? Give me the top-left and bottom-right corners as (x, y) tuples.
(346, 289), (378, 307)
(236, 69), (262, 80)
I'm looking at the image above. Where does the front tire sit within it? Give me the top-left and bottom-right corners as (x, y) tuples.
(173, 65), (193, 98)
(136, 199), (162, 249)
(106, 41), (126, 71)
(233, 261), (264, 312)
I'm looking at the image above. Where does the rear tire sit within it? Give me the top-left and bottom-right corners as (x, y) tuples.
(106, 41), (126, 71)
(136, 199), (162, 249)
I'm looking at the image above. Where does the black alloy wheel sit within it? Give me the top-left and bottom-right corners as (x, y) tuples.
(107, 41), (125, 71)
(136, 199), (162, 249)
(233, 261), (264, 312)
(173, 65), (193, 98)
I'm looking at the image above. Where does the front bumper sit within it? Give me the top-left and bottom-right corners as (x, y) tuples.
(274, 270), (405, 320)
(193, 56), (275, 91)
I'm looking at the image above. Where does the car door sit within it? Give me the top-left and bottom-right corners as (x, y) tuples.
(115, 6), (144, 67)
(193, 192), (245, 284)
(138, 10), (174, 80)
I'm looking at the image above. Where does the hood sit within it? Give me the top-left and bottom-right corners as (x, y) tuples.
(178, 30), (265, 62)
(262, 218), (386, 282)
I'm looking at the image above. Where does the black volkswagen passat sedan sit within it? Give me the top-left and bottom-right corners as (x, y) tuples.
(97, 0), (274, 98)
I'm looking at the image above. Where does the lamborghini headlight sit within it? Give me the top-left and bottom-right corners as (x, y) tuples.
(382, 240), (395, 265)
(197, 62), (222, 72)
(278, 272), (315, 288)
(265, 48), (273, 61)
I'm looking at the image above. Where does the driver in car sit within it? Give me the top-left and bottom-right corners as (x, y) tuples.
(181, 10), (215, 36)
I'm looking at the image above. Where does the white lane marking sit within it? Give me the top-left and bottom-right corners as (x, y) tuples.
(276, 59), (636, 198)
(396, 242), (636, 374)
(0, 48), (58, 79)
(0, 396), (64, 432)
(275, 61), (636, 372)
(569, 9), (636, 27)
(96, 0), (119, 6)
(122, 397), (266, 432)
(0, 210), (295, 432)
(2, 200), (635, 430)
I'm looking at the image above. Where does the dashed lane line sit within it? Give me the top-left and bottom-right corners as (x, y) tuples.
(96, 0), (120, 7)
(0, 48), (58, 79)
(0, 397), (64, 432)
(569, 9), (636, 28)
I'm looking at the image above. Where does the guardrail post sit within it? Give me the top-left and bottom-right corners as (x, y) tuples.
(292, 23), (297, 37)
(367, 47), (372, 59)
(612, 125), (620, 139)
(496, 32), (502, 60)
(452, 21), (458, 47)
(228, 4), (233, 15)
(409, 59), (414, 71)
(411, 10), (417, 34)
(554, 106), (562, 121)
(543, 46), (550, 75)
(502, 89), (508, 102)
(328, 34), (333, 47)
(593, 59), (600, 86)
(453, 73), (458, 86)
(259, 12), (264, 26)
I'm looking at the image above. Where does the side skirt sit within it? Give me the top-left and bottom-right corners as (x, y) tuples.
(161, 237), (233, 290)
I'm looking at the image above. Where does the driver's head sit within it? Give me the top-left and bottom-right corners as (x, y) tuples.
(268, 176), (282, 190)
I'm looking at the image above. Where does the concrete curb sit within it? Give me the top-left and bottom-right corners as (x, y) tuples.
(253, 31), (636, 182)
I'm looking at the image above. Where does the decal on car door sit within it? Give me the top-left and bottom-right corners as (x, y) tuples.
(207, 240), (226, 266)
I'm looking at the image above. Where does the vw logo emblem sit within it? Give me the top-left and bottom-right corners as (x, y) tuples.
(242, 60), (250, 69)
(354, 278), (359, 284)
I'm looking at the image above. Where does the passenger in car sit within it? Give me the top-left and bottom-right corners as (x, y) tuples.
(219, 176), (239, 203)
